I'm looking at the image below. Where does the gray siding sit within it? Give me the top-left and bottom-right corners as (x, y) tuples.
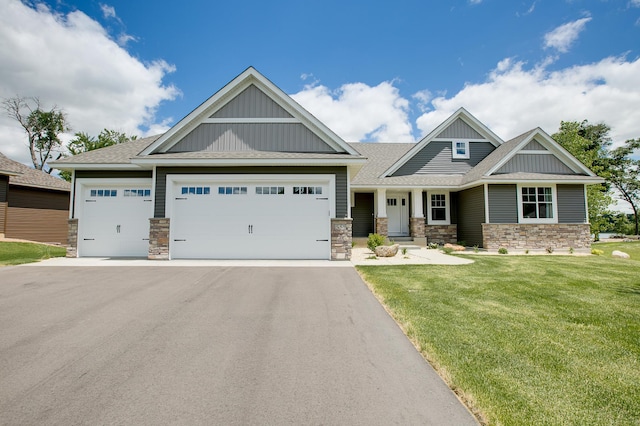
(154, 166), (348, 218)
(211, 85), (292, 119)
(496, 153), (575, 174)
(457, 186), (485, 247)
(557, 184), (587, 223)
(488, 184), (518, 223)
(168, 123), (336, 153)
(436, 118), (484, 139)
(393, 141), (495, 176)
(522, 139), (547, 151)
(0, 175), (8, 202)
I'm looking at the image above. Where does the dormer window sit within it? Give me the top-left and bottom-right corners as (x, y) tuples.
(452, 140), (470, 159)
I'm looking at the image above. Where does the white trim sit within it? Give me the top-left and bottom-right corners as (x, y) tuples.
(51, 163), (144, 170)
(202, 118), (301, 124)
(346, 167), (352, 219)
(484, 183), (490, 223)
(130, 157), (367, 167)
(69, 169), (76, 219)
(517, 150), (553, 155)
(376, 188), (387, 218)
(426, 191), (450, 225)
(584, 185), (589, 224)
(412, 188), (424, 218)
(516, 184), (558, 224)
(452, 140), (470, 159)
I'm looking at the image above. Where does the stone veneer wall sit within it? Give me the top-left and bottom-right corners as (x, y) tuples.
(331, 218), (352, 260)
(149, 218), (170, 260)
(425, 224), (457, 245)
(375, 217), (388, 236)
(410, 217), (425, 238)
(67, 218), (78, 258)
(482, 223), (591, 251)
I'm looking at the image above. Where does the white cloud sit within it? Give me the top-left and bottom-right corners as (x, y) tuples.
(630, 0), (640, 7)
(544, 16), (592, 53)
(415, 55), (640, 146)
(100, 4), (116, 19)
(292, 81), (414, 142)
(0, 0), (179, 166)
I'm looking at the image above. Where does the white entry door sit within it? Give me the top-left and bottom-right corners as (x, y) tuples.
(387, 193), (409, 236)
(169, 175), (334, 259)
(78, 182), (153, 257)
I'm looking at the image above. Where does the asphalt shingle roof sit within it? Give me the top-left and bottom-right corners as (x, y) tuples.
(0, 152), (70, 192)
(52, 135), (161, 164)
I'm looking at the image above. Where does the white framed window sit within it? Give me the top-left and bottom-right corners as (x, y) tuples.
(452, 140), (470, 159)
(518, 185), (557, 223)
(427, 192), (450, 224)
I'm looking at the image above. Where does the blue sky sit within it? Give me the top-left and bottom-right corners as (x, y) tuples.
(1, 0), (639, 160)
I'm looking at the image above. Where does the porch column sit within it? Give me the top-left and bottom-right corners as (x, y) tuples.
(410, 189), (426, 241)
(375, 188), (388, 236)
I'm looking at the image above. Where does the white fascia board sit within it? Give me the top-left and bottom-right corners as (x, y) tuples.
(350, 184), (460, 191)
(130, 157), (367, 167)
(459, 177), (603, 190)
(381, 107), (504, 178)
(51, 163), (145, 170)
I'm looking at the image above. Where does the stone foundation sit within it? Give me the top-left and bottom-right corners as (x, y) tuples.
(149, 218), (170, 260)
(425, 224), (457, 245)
(482, 223), (591, 251)
(67, 218), (78, 258)
(410, 217), (425, 238)
(331, 218), (352, 260)
(375, 217), (388, 236)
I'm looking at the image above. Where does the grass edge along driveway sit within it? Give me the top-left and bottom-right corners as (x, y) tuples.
(357, 242), (640, 426)
(0, 241), (66, 266)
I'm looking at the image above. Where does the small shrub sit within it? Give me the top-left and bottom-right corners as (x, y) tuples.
(473, 245), (479, 253)
(351, 241), (356, 248)
(569, 247), (574, 254)
(498, 247), (508, 255)
(401, 247), (408, 255)
(546, 246), (554, 254)
(442, 246), (454, 254)
(457, 241), (466, 247)
(525, 249), (529, 255)
(365, 255), (378, 260)
(591, 248), (604, 256)
(428, 242), (439, 250)
(367, 233), (386, 252)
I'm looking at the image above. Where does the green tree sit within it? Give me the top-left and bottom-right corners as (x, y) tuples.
(552, 120), (613, 240)
(59, 129), (137, 181)
(607, 138), (640, 235)
(2, 96), (70, 173)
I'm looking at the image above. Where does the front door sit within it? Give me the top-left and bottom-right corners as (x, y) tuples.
(387, 193), (409, 236)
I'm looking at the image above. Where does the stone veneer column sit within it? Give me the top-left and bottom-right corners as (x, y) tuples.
(148, 218), (170, 260)
(331, 218), (352, 260)
(66, 218), (78, 258)
(375, 217), (388, 236)
(424, 224), (458, 245)
(410, 217), (425, 238)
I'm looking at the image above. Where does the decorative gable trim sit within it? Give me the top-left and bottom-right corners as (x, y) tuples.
(381, 108), (503, 177)
(140, 67), (360, 157)
(486, 128), (598, 177)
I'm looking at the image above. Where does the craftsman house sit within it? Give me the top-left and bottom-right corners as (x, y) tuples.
(52, 67), (601, 260)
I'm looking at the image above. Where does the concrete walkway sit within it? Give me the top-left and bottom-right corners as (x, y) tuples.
(28, 247), (473, 267)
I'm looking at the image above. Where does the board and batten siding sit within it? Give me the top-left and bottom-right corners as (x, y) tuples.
(167, 123), (335, 153)
(0, 175), (8, 202)
(352, 193), (374, 237)
(522, 139), (547, 151)
(557, 184), (587, 223)
(435, 118), (484, 139)
(488, 184), (518, 223)
(211, 85), (293, 119)
(457, 185), (485, 247)
(393, 141), (495, 176)
(154, 166), (349, 219)
(496, 153), (574, 174)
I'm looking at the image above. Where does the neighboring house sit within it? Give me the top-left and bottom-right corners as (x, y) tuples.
(52, 67), (602, 260)
(0, 152), (71, 244)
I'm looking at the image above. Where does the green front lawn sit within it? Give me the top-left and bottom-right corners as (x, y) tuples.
(357, 242), (640, 425)
(0, 241), (67, 266)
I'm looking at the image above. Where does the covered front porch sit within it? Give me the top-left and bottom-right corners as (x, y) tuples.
(350, 188), (458, 246)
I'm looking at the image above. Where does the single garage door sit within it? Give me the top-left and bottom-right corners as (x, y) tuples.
(169, 175), (333, 259)
(78, 184), (153, 257)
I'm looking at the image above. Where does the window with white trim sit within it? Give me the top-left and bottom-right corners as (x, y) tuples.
(256, 186), (284, 195)
(428, 193), (450, 224)
(452, 140), (470, 159)
(218, 186), (247, 195)
(293, 186), (322, 195)
(90, 189), (117, 197)
(182, 186), (210, 195)
(520, 186), (555, 222)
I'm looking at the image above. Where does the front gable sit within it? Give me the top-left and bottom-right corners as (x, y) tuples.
(487, 129), (597, 177)
(141, 67), (359, 157)
(383, 108), (503, 178)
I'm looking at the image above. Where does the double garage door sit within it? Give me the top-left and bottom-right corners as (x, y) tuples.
(77, 175), (333, 259)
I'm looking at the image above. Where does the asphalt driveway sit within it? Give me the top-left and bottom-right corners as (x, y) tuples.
(0, 265), (477, 425)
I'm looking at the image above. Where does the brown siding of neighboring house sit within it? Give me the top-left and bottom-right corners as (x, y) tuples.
(0, 202), (6, 236)
(6, 186), (70, 243)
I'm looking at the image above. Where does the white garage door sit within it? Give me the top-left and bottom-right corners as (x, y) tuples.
(78, 183), (153, 257)
(169, 175), (333, 259)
